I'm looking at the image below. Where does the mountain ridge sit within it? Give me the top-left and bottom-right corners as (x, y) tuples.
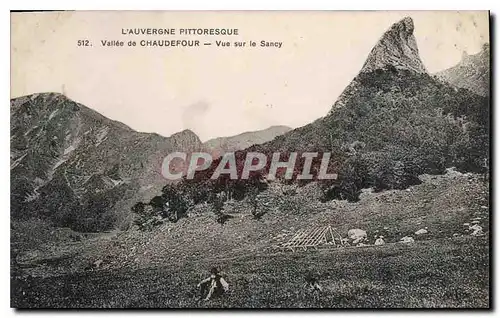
(10, 17), (490, 231)
(247, 16), (488, 201)
(203, 125), (292, 156)
(10, 94), (294, 231)
(435, 43), (490, 97)
(11, 93), (204, 231)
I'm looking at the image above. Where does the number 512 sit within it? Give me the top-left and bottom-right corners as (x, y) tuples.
(77, 40), (90, 46)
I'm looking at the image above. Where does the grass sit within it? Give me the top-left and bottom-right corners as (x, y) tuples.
(11, 236), (489, 309)
(11, 171), (490, 308)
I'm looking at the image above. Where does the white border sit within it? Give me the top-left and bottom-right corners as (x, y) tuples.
(3, 1), (497, 317)
(4, 0), (497, 10)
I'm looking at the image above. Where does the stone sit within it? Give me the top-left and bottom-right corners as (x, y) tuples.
(400, 236), (415, 243)
(415, 228), (428, 235)
(374, 237), (385, 246)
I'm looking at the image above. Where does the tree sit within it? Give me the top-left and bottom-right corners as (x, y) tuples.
(131, 202), (145, 214)
(132, 184), (192, 231)
(211, 192), (233, 225)
(247, 187), (265, 220)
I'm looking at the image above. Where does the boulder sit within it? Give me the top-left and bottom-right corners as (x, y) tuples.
(400, 236), (415, 243)
(470, 224), (484, 236)
(415, 228), (428, 235)
(374, 237), (385, 246)
(348, 229), (367, 245)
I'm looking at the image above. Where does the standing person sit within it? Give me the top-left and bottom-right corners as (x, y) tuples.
(197, 267), (229, 301)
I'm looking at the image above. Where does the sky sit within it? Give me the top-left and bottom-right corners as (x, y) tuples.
(11, 11), (489, 141)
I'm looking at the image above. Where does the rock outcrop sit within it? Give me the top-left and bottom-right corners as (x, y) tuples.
(361, 17), (427, 74)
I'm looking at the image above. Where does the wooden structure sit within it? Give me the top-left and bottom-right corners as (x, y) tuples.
(281, 225), (343, 252)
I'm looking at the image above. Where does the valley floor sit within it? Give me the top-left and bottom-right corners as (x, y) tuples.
(11, 169), (490, 308)
(12, 236), (489, 308)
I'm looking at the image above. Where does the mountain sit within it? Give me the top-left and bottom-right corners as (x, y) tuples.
(170, 129), (205, 151)
(249, 17), (489, 200)
(11, 17), (490, 231)
(361, 16), (426, 74)
(331, 17), (426, 112)
(10, 93), (204, 231)
(203, 125), (292, 156)
(435, 43), (490, 97)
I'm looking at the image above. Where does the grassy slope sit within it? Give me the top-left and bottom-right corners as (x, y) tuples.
(11, 170), (490, 308)
(12, 237), (488, 308)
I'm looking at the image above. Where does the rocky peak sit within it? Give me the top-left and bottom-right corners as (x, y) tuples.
(170, 129), (200, 140)
(169, 129), (203, 151)
(360, 17), (427, 74)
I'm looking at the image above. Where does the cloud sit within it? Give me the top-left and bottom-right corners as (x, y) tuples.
(181, 101), (210, 130)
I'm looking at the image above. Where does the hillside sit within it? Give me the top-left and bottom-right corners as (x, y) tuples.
(204, 125), (291, 157)
(10, 93), (204, 231)
(248, 17), (489, 201)
(132, 17), (489, 223)
(11, 169), (490, 308)
(436, 43), (490, 97)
